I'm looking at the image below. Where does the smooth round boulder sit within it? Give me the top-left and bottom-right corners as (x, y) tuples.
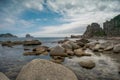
(16, 59), (78, 80)
(79, 60), (95, 69)
(0, 72), (10, 80)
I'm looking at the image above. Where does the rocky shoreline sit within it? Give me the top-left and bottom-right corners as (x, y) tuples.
(0, 37), (120, 80)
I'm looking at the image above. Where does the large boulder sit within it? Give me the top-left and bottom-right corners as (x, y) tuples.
(0, 72), (10, 80)
(68, 41), (80, 49)
(50, 45), (67, 57)
(113, 44), (120, 53)
(62, 42), (73, 50)
(16, 59), (78, 80)
(74, 49), (85, 57)
(79, 60), (95, 69)
(23, 40), (41, 46)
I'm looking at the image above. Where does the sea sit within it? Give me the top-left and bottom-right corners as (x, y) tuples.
(0, 37), (120, 80)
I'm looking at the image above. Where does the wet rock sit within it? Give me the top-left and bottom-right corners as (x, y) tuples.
(16, 59), (78, 80)
(50, 45), (67, 57)
(33, 46), (48, 52)
(79, 60), (95, 69)
(0, 72), (10, 80)
(74, 49), (85, 57)
(113, 44), (120, 53)
(23, 40), (41, 46)
(1, 41), (13, 47)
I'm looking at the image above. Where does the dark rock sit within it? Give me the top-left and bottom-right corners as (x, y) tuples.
(25, 34), (33, 38)
(16, 59), (78, 80)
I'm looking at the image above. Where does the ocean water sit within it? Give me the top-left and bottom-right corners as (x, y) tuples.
(0, 37), (64, 80)
(0, 37), (120, 80)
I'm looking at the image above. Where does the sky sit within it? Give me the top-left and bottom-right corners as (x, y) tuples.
(0, 0), (120, 37)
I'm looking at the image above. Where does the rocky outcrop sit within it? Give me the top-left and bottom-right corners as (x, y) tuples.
(25, 34), (33, 38)
(16, 59), (78, 80)
(83, 14), (120, 38)
(103, 14), (120, 37)
(0, 33), (17, 38)
(83, 23), (105, 38)
(0, 72), (10, 80)
(23, 40), (41, 46)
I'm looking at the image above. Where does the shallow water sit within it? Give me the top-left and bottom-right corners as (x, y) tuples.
(0, 37), (120, 80)
(64, 49), (120, 80)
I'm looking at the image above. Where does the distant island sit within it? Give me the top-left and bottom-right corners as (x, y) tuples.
(25, 34), (34, 38)
(83, 14), (120, 38)
(0, 33), (17, 38)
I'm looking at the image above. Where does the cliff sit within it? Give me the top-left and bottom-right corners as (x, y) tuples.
(83, 23), (105, 38)
(103, 14), (120, 37)
(83, 14), (120, 38)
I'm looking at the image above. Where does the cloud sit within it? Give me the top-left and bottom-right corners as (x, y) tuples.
(0, 0), (120, 37)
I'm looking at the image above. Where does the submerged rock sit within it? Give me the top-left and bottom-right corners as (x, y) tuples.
(79, 60), (95, 69)
(0, 72), (10, 80)
(16, 59), (78, 80)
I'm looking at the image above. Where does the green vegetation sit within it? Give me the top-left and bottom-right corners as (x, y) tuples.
(94, 31), (106, 36)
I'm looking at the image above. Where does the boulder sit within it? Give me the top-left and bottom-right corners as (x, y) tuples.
(50, 45), (67, 57)
(23, 40), (41, 46)
(93, 44), (101, 51)
(113, 44), (120, 53)
(79, 60), (95, 69)
(104, 45), (113, 51)
(62, 42), (72, 50)
(0, 72), (10, 80)
(68, 41), (80, 49)
(74, 49), (85, 57)
(66, 49), (74, 56)
(16, 59), (78, 80)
